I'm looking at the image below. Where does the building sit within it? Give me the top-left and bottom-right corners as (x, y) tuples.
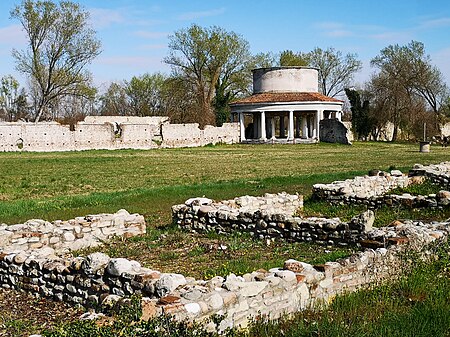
(230, 67), (344, 143)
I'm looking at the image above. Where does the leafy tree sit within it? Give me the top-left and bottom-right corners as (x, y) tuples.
(11, 0), (101, 122)
(279, 50), (308, 67)
(99, 82), (128, 116)
(162, 76), (200, 124)
(0, 75), (28, 121)
(345, 88), (372, 140)
(214, 52), (274, 126)
(307, 47), (362, 98)
(126, 73), (167, 117)
(164, 24), (253, 127)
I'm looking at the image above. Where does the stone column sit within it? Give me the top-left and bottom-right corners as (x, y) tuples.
(337, 110), (342, 121)
(301, 115), (308, 139)
(260, 111), (267, 140)
(239, 112), (246, 141)
(315, 110), (322, 140)
(288, 110), (294, 140)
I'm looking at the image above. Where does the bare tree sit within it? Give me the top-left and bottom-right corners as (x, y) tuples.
(370, 41), (449, 140)
(307, 47), (362, 98)
(11, 0), (101, 122)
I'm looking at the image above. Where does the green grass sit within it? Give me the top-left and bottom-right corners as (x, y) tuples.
(0, 142), (448, 224)
(301, 199), (450, 227)
(389, 179), (445, 196)
(1, 141), (450, 336)
(76, 228), (354, 279)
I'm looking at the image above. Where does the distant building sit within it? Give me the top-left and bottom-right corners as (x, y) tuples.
(230, 67), (343, 143)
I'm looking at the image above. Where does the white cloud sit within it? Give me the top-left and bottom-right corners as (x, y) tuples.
(419, 17), (450, 29)
(0, 24), (26, 45)
(177, 7), (226, 21)
(315, 22), (346, 30)
(89, 8), (124, 29)
(325, 30), (354, 38)
(369, 31), (411, 43)
(134, 31), (169, 39)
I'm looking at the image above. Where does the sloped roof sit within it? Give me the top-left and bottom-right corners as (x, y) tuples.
(230, 92), (342, 106)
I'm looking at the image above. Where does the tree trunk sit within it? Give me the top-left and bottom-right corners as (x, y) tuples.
(391, 125), (398, 142)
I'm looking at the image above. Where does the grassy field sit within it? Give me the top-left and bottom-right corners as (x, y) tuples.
(1, 141), (450, 336)
(0, 142), (449, 225)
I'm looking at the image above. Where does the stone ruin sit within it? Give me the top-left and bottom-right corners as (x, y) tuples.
(0, 116), (239, 152)
(0, 163), (450, 334)
(172, 193), (373, 246)
(312, 162), (450, 208)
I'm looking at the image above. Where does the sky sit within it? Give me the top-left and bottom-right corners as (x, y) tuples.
(1, 0), (450, 92)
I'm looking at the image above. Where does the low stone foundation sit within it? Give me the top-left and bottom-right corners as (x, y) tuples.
(409, 162), (450, 189)
(312, 163), (450, 208)
(172, 194), (374, 246)
(0, 210), (146, 254)
(0, 219), (448, 332)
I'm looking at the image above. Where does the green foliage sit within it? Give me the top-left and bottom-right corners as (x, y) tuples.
(345, 87), (375, 140)
(369, 41), (449, 140)
(126, 73), (167, 117)
(279, 50), (308, 66)
(165, 24), (254, 126)
(0, 74), (28, 121)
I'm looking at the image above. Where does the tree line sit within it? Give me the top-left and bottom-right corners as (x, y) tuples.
(0, 0), (448, 141)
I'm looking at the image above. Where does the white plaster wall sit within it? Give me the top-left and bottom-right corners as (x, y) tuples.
(253, 67), (319, 93)
(161, 123), (202, 148)
(202, 123), (240, 144)
(73, 123), (114, 150)
(118, 124), (158, 148)
(441, 122), (450, 136)
(0, 119), (240, 152)
(0, 123), (27, 151)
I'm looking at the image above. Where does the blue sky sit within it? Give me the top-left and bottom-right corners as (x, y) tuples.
(1, 0), (450, 91)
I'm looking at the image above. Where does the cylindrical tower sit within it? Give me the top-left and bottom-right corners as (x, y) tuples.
(252, 67), (319, 94)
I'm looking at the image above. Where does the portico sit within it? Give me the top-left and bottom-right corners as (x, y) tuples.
(230, 67), (343, 143)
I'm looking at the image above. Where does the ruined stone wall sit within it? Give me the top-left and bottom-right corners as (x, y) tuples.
(409, 162), (450, 190)
(171, 194), (375, 246)
(312, 164), (450, 208)
(0, 122), (158, 152)
(0, 120), (240, 152)
(0, 210), (145, 254)
(0, 218), (448, 331)
(312, 170), (410, 201)
(161, 123), (239, 148)
(319, 118), (352, 145)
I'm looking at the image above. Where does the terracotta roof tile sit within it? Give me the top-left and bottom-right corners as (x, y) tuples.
(230, 92), (342, 105)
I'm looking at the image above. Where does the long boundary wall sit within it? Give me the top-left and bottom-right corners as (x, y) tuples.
(0, 119), (240, 152)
